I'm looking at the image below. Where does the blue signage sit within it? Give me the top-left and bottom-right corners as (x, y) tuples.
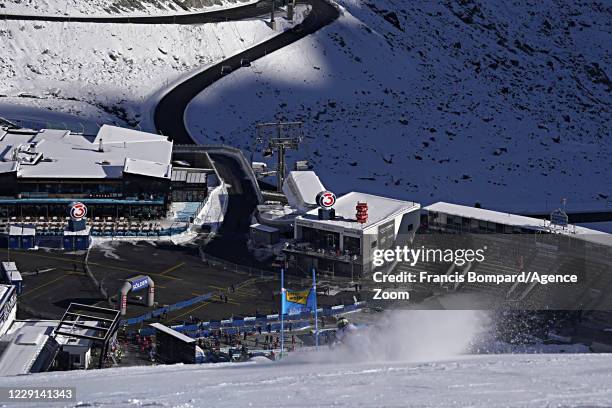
(131, 276), (149, 292)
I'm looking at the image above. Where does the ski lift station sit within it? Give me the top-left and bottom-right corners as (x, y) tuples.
(257, 171), (421, 277)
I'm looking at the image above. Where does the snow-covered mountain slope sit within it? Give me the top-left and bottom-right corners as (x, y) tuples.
(0, 0), (256, 17)
(185, 0), (611, 212)
(5, 353), (611, 407)
(0, 17), (287, 132)
(4, 310), (610, 406)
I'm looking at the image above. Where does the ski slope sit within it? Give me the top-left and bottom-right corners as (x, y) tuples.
(0, 17), (289, 133)
(5, 310), (611, 407)
(185, 0), (611, 212)
(0, 0), (257, 17)
(4, 353), (611, 407)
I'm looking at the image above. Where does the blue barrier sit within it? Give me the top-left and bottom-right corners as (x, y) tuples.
(121, 292), (214, 326)
(135, 302), (366, 337)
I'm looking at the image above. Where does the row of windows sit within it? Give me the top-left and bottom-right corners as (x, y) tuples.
(300, 227), (362, 255)
(428, 212), (537, 234)
(0, 204), (166, 218)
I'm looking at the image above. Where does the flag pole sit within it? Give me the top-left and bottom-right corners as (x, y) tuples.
(280, 267), (285, 358)
(312, 267), (319, 348)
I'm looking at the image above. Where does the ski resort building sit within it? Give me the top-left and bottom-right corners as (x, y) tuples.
(422, 202), (612, 247)
(285, 192), (420, 276)
(0, 124), (211, 220)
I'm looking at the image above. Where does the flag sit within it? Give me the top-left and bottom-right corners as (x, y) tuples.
(281, 287), (316, 315)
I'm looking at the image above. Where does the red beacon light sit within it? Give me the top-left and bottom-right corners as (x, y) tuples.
(356, 202), (368, 224)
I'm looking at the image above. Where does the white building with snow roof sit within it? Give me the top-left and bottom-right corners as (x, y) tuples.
(285, 191), (421, 276)
(0, 124), (205, 220)
(423, 202), (612, 247)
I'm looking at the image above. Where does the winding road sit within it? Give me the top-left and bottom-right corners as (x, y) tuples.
(150, 0), (339, 264)
(153, 0), (339, 143)
(1, 0), (341, 265)
(4, 0), (606, 258)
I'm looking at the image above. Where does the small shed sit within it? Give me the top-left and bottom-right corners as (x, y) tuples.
(150, 323), (197, 364)
(250, 223), (280, 246)
(8, 226), (36, 250)
(63, 226), (91, 251)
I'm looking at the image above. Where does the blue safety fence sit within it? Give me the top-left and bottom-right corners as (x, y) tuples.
(135, 301), (366, 337)
(121, 291), (215, 326)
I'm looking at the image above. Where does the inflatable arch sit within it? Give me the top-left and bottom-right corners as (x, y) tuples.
(118, 275), (154, 316)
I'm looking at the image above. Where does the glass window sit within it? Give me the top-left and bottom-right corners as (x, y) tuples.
(343, 236), (361, 256)
(478, 220), (487, 232)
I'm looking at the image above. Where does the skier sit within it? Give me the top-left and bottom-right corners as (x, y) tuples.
(334, 317), (357, 344)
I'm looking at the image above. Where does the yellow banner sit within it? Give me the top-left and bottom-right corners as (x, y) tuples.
(285, 289), (310, 305)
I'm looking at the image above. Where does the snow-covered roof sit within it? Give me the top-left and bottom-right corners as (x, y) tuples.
(150, 323), (195, 344)
(0, 321), (55, 376)
(63, 226), (91, 236)
(8, 226), (35, 236)
(282, 171), (326, 213)
(0, 125), (172, 180)
(250, 223), (279, 233)
(0, 161), (18, 173)
(54, 321), (99, 348)
(424, 202), (612, 247)
(1, 262), (17, 272)
(257, 204), (299, 227)
(425, 202), (551, 229)
(296, 192), (420, 232)
(0, 284), (12, 304)
(124, 158), (172, 179)
(1, 262), (22, 282)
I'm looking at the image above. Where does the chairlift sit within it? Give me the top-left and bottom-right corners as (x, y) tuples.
(221, 65), (233, 75)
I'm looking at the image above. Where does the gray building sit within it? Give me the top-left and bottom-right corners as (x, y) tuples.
(285, 192), (420, 277)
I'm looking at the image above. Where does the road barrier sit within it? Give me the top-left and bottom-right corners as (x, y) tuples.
(135, 301), (366, 337)
(121, 291), (216, 326)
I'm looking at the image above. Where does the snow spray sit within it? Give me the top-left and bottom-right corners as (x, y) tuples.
(288, 310), (489, 365)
